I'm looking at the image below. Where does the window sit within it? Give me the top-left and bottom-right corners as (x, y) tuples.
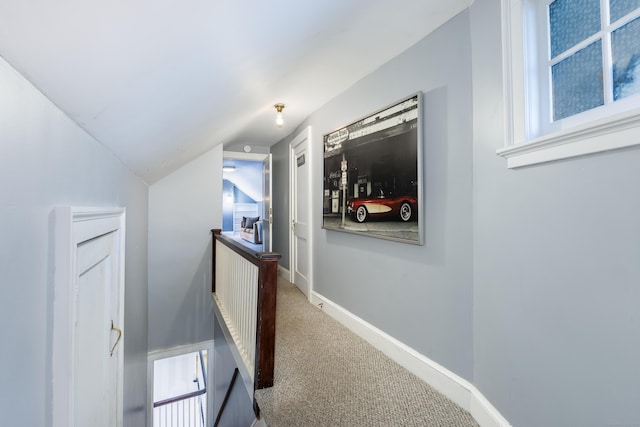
(499, 0), (640, 168)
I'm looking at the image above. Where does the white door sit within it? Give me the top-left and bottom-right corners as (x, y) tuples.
(53, 207), (125, 427)
(290, 127), (312, 299)
(75, 231), (122, 426)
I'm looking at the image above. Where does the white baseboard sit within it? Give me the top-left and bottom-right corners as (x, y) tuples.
(251, 417), (268, 427)
(310, 291), (510, 427)
(469, 387), (512, 427)
(278, 265), (290, 279)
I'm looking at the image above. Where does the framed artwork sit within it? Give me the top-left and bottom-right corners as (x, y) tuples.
(322, 93), (423, 245)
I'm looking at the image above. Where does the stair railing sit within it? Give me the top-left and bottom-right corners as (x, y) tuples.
(153, 388), (206, 427)
(210, 229), (280, 416)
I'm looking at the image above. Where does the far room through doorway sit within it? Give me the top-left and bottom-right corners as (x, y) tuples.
(222, 152), (273, 251)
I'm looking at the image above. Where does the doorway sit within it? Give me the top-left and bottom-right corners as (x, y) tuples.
(222, 152), (273, 252)
(290, 126), (313, 299)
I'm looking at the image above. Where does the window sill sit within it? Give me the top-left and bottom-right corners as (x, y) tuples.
(497, 109), (640, 168)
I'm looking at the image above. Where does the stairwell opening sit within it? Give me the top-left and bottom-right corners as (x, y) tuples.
(148, 342), (213, 427)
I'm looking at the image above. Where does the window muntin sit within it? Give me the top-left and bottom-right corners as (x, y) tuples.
(551, 40), (604, 120)
(549, 0), (600, 58)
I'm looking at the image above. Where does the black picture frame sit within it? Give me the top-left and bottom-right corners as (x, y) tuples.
(322, 93), (423, 245)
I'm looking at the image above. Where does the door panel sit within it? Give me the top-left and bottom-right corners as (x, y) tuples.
(53, 207), (125, 427)
(292, 134), (310, 298)
(75, 231), (120, 427)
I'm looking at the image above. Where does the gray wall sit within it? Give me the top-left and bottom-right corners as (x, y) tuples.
(147, 145), (222, 351)
(147, 145), (260, 424)
(272, 11), (475, 380)
(470, 0), (640, 425)
(271, 2), (640, 425)
(212, 321), (256, 427)
(0, 57), (149, 426)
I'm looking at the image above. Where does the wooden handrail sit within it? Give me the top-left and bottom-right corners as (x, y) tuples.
(214, 368), (239, 427)
(153, 388), (206, 408)
(210, 229), (281, 414)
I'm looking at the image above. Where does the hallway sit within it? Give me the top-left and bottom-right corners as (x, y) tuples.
(254, 276), (478, 426)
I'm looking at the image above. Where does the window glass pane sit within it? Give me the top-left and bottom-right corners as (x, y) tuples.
(549, 0), (601, 58)
(552, 40), (604, 120)
(610, 0), (640, 23)
(612, 17), (640, 100)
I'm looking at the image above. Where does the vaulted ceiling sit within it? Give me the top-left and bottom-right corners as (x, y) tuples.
(0, 0), (472, 183)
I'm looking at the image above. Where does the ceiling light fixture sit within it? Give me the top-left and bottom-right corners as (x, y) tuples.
(223, 165), (236, 172)
(274, 103), (285, 127)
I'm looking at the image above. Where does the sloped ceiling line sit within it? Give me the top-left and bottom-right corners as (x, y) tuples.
(0, 0), (472, 183)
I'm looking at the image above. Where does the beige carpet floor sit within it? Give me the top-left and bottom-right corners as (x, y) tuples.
(254, 277), (479, 427)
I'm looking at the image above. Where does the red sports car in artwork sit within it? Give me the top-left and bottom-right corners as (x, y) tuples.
(347, 193), (417, 223)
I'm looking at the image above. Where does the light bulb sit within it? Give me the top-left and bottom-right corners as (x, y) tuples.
(274, 103), (285, 127)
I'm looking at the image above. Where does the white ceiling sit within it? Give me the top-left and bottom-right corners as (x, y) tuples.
(0, 0), (472, 184)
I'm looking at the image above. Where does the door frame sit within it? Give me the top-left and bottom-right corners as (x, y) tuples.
(53, 206), (126, 427)
(222, 151), (273, 251)
(289, 126), (313, 299)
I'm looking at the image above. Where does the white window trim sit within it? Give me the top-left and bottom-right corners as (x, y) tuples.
(499, 0), (640, 168)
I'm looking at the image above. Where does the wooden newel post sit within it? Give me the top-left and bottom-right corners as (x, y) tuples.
(254, 253), (280, 389)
